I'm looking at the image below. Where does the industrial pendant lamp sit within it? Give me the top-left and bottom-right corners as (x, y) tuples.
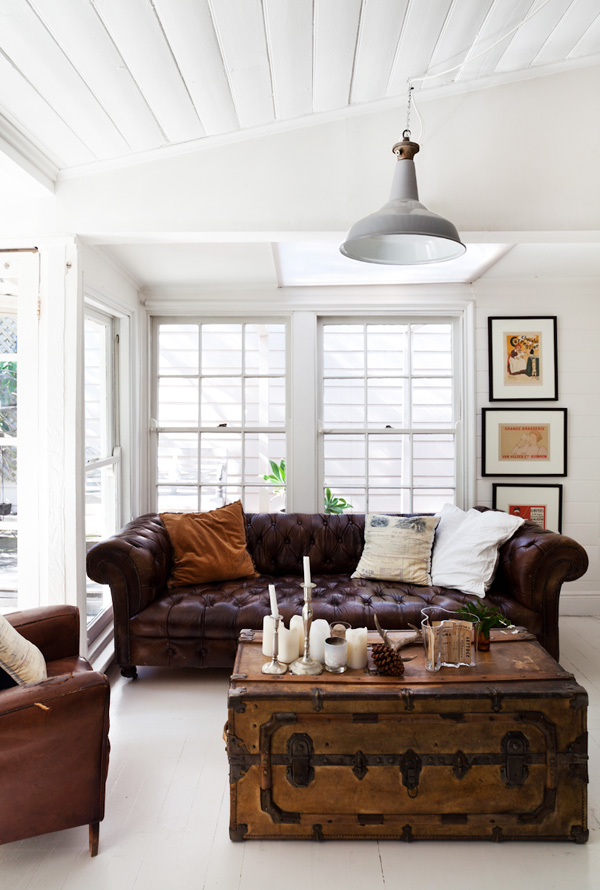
(340, 89), (465, 265)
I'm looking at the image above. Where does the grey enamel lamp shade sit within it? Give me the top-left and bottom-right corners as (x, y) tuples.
(340, 136), (465, 265)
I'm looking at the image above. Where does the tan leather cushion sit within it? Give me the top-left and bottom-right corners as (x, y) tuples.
(161, 501), (258, 588)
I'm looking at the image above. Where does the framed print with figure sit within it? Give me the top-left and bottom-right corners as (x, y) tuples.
(482, 408), (567, 476)
(492, 483), (563, 533)
(488, 316), (558, 401)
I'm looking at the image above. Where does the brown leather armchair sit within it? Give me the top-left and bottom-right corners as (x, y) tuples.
(0, 605), (110, 856)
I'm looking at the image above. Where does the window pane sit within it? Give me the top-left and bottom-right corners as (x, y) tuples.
(158, 432), (198, 483)
(159, 377), (199, 427)
(413, 435), (455, 487)
(84, 319), (107, 460)
(413, 489), (455, 513)
(85, 465), (117, 626)
(368, 435), (410, 486)
(367, 378), (405, 427)
(244, 433), (285, 481)
(367, 325), (407, 374)
(324, 435), (365, 487)
(323, 326), (364, 377)
(159, 324), (199, 375)
(245, 378), (285, 426)
(412, 378), (453, 428)
(323, 378), (364, 427)
(0, 361), (17, 438)
(200, 433), (242, 484)
(0, 317), (17, 353)
(201, 378), (242, 425)
(200, 486), (242, 511)
(368, 489), (411, 513)
(157, 485), (198, 512)
(412, 324), (452, 373)
(245, 324), (285, 374)
(243, 485), (285, 513)
(0, 313), (18, 602)
(202, 324), (242, 374)
(0, 528), (18, 599)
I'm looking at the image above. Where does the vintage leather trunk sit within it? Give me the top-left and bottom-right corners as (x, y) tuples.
(227, 630), (588, 843)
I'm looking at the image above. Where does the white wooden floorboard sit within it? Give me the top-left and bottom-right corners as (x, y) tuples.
(0, 616), (598, 890)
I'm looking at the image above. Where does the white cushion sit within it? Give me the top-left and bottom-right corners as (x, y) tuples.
(352, 514), (439, 585)
(430, 504), (524, 597)
(0, 614), (47, 685)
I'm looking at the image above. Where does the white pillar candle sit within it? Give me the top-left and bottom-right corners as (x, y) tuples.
(290, 615), (305, 656)
(268, 584), (279, 619)
(346, 627), (368, 670)
(309, 619), (330, 663)
(303, 555), (311, 586)
(262, 615), (275, 657)
(277, 623), (299, 663)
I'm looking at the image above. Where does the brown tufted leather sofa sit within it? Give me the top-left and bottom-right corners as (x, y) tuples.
(86, 509), (588, 678)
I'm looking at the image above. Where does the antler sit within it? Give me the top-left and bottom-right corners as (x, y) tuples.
(374, 615), (422, 654)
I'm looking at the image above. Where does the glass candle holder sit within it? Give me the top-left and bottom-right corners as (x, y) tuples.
(330, 621), (351, 638)
(324, 636), (347, 673)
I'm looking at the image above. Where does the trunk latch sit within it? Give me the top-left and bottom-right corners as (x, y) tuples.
(287, 733), (315, 787)
(399, 748), (422, 797)
(501, 731), (529, 786)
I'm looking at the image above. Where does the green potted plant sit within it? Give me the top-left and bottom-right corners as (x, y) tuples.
(262, 461), (354, 515)
(456, 600), (511, 651)
(323, 488), (353, 515)
(262, 458), (286, 496)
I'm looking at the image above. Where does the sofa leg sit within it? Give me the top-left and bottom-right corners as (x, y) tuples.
(120, 665), (138, 680)
(89, 822), (100, 856)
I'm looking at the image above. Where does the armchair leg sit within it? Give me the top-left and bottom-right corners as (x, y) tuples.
(89, 822), (100, 856)
(120, 665), (138, 679)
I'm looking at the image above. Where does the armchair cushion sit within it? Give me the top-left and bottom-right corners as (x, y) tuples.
(0, 613), (47, 686)
(161, 500), (258, 588)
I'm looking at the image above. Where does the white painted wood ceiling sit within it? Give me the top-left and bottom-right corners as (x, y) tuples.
(1, 0), (599, 180)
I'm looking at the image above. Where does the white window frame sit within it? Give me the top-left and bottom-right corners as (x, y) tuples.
(82, 293), (134, 657)
(151, 316), (288, 512)
(149, 302), (475, 514)
(317, 313), (465, 513)
(83, 306), (120, 643)
(0, 250), (40, 611)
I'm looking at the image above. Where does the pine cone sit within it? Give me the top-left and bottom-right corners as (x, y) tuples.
(371, 643), (405, 677)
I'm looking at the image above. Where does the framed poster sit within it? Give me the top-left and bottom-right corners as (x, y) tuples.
(482, 408), (567, 476)
(488, 316), (558, 401)
(492, 483), (563, 533)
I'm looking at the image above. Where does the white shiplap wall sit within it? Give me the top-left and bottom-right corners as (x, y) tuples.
(474, 277), (600, 615)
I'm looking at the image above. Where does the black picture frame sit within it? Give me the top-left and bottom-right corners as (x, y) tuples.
(492, 483), (563, 533)
(482, 408), (567, 477)
(488, 316), (558, 401)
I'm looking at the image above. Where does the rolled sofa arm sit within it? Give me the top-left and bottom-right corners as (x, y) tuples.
(490, 520), (589, 659)
(86, 514), (172, 666)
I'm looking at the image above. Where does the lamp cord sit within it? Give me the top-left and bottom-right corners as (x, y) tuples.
(406, 0), (554, 141)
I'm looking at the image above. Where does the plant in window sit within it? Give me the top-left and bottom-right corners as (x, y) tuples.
(324, 488), (353, 515)
(262, 459), (286, 496)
